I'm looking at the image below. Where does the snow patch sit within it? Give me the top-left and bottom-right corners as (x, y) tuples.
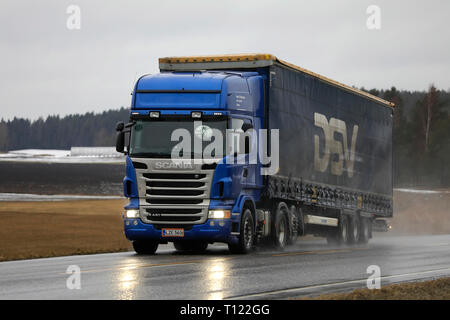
(395, 188), (450, 194)
(0, 148), (124, 163)
(0, 193), (124, 201)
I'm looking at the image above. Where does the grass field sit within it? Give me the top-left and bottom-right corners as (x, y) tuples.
(302, 277), (450, 300)
(0, 190), (448, 262)
(0, 199), (131, 262)
(390, 190), (450, 235)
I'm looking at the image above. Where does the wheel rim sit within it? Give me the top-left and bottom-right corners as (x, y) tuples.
(278, 216), (286, 244)
(363, 221), (369, 239)
(243, 216), (253, 249)
(353, 220), (358, 239)
(342, 221), (347, 241)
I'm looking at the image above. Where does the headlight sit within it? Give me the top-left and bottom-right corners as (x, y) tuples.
(208, 210), (231, 219)
(125, 209), (139, 219)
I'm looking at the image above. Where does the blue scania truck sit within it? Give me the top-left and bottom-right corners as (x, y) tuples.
(116, 54), (394, 254)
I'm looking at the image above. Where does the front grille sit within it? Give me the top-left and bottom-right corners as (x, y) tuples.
(147, 216), (202, 222)
(148, 189), (204, 196)
(143, 173), (206, 180)
(146, 198), (203, 205)
(135, 163), (214, 225)
(146, 208), (202, 215)
(147, 181), (204, 188)
(144, 172), (208, 204)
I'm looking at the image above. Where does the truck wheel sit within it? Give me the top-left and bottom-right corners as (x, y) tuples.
(174, 241), (208, 252)
(336, 214), (349, 245)
(132, 240), (158, 255)
(358, 218), (371, 244)
(272, 202), (290, 250)
(327, 214), (349, 246)
(228, 208), (254, 254)
(287, 205), (299, 245)
(197, 241), (208, 251)
(347, 214), (360, 245)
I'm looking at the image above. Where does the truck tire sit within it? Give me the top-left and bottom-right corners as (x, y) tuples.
(347, 214), (360, 245)
(272, 202), (290, 250)
(287, 205), (299, 245)
(228, 208), (254, 254)
(327, 214), (349, 246)
(132, 240), (158, 255)
(174, 241), (208, 252)
(358, 217), (371, 244)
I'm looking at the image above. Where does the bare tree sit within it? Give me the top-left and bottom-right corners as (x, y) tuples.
(418, 85), (438, 153)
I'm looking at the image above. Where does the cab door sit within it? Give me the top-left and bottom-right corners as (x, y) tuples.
(229, 117), (256, 189)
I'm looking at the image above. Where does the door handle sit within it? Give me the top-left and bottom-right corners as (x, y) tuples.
(243, 168), (248, 178)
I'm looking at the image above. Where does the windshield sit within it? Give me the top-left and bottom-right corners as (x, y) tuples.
(129, 119), (228, 159)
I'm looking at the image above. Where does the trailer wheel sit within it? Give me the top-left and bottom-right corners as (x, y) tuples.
(132, 240), (158, 255)
(272, 202), (290, 250)
(327, 214), (349, 246)
(347, 214), (360, 245)
(358, 217), (371, 244)
(174, 241), (208, 252)
(228, 208), (254, 254)
(287, 205), (299, 245)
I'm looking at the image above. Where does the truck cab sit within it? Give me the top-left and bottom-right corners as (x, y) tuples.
(119, 69), (266, 254)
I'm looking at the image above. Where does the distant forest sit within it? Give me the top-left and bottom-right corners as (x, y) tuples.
(0, 108), (130, 151)
(362, 86), (449, 188)
(0, 87), (449, 188)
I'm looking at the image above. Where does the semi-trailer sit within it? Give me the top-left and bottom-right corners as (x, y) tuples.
(116, 54), (394, 254)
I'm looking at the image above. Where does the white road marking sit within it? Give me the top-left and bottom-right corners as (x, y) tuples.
(226, 266), (450, 299)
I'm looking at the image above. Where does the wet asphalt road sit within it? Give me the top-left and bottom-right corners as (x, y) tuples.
(1, 234), (450, 300)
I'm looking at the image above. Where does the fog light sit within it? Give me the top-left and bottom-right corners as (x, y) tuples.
(149, 111), (160, 118)
(208, 210), (231, 219)
(125, 209), (139, 218)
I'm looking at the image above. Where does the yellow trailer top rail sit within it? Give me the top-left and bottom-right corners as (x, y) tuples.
(159, 53), (394, 108)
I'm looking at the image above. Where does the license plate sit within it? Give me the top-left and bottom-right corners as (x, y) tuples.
(161, 228), (184, 237)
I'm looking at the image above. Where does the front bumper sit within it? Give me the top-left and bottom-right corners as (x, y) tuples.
(124, 218), (238, 244)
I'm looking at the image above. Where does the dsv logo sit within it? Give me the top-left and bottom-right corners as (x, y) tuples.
(314, 112), (358, 177)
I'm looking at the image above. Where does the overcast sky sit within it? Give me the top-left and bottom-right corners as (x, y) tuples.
(1, 0), (449, 120)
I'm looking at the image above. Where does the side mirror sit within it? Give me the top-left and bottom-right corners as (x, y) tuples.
(115, 121), (125, 153)
(116, 121), (125, 132)
(241, 122), (253, 132)
(115, 121), (135, 154)
(116, 131), (125, 153)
